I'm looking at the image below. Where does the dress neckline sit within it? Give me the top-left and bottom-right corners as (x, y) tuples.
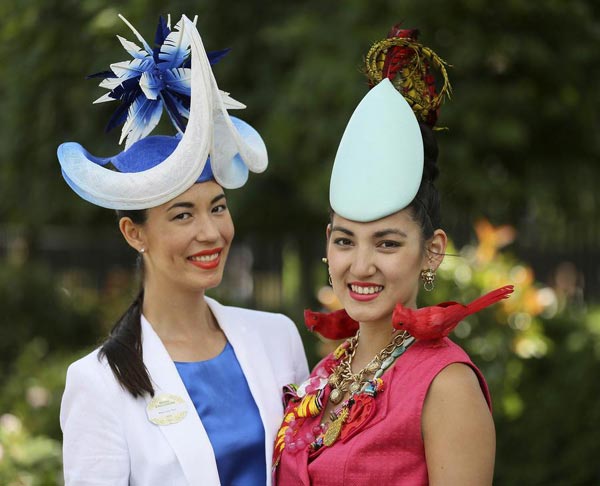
(174, 341), (231, 365)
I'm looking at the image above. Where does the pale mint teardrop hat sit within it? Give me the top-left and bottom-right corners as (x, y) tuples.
(330, 78), (423, 222)
(329, 26), (451, 223)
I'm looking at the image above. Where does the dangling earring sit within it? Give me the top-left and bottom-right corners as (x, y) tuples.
(322, 257), (333, 286)
(420, 268), (435, 291)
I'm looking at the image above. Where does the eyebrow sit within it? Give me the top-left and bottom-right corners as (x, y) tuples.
(166, 193), (226, 211)
(330, 225), (354, 236)
(373, 228), (408, 238)
(330, 225), (407, 238)
(211, 193), (226, 204)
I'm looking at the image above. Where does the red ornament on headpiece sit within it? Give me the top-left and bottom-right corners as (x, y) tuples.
(365, 24), (451, 128)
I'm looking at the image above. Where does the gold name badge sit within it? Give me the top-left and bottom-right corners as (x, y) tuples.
(146, 394), (188, 426)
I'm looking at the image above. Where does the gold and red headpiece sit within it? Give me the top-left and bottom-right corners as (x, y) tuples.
(364, 26), (451, 128)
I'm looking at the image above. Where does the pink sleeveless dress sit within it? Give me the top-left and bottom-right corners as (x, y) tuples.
(274, 337), (491, 486)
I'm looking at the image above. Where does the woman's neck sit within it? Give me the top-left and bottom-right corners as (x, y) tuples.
(142, 280), (228, 362)
(141, 280), (215, 340)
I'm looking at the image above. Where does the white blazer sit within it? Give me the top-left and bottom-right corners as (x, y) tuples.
(60, 297), (309, 486)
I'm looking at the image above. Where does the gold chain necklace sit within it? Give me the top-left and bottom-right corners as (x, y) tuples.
(328, 330), (410, 404)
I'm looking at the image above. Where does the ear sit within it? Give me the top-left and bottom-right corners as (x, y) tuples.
(425, 229), (447, 271)
(119, 217), (146, 253)
(325, 223), (334, 255)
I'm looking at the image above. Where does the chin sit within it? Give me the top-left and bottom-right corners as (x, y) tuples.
(199, 274), (224, 291)
(343, 303), (392, 325)
(179, 271), (224, 293)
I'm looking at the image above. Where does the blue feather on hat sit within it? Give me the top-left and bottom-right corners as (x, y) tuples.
(89, 15), (232, 148)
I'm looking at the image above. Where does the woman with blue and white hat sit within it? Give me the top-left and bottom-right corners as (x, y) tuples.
(58, 14), (308, 486)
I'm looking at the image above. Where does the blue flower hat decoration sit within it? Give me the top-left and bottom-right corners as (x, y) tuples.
(57, 14), (268, 210)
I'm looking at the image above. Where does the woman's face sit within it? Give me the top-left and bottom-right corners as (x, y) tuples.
(133, 181), (234, 294)
(327, 209), (429, 327)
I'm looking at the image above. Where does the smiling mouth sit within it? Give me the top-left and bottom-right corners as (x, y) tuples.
(189, 253), (219, 263)
(348, 282), (384, 301)
(349, 284), (384, 295)
(187, 248), (223, 269)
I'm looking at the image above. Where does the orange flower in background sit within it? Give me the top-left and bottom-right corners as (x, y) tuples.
(475, 219), (516, 264)
(317, 286), (342, 311)
(521, 288), (545, 317)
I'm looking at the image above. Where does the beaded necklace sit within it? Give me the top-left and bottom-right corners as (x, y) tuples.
(328, 330), (412, 404)
(273, 330), (415, 466)
(320, 332), (415, 447)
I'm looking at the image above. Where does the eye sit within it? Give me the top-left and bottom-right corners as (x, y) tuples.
(377, 240), (402, 249)
(172, 212), (192, 221)
(333, 237), (353, 247)
(212, 203), (228, 214)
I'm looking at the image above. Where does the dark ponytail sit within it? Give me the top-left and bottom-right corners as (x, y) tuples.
(98, 209), (154, 398)
(407, 123), (442, 241)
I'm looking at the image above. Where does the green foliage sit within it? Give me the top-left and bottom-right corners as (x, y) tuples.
(0, 260), (102, 375)
(0, 1), (599, 484)
(0, 339), (88, 441)
(0, 341), (82, 485)
(494, 309), (600, 485)
(0, 414), (62, 486)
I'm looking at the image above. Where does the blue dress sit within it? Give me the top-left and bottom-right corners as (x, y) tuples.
(175, 342), (266, 485)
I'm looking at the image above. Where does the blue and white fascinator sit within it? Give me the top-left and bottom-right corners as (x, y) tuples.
(57, 14), (268, 210)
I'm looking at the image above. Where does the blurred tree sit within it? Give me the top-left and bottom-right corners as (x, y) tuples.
(0, 0), (599, 484)
(0, 260), (101, 375)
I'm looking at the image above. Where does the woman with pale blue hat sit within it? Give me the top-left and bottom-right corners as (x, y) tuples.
(58, 14), (308, 486)
(273, 26), (511, 485)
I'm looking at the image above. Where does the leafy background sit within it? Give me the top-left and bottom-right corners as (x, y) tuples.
(0, 0), (599, 484)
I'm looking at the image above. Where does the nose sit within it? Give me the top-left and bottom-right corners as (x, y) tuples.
(350, 246), (377, 278)
(195, 214), (220, 243)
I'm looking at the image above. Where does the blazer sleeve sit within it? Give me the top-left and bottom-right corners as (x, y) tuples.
(285, 315), (309, 384)
(60, 356), (130, 486)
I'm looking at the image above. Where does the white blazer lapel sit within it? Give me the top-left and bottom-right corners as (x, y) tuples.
(206, 298), (283, 484)
(141, 316), (221, 485)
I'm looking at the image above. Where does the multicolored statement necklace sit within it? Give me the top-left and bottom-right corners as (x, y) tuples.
(273, 330), (415, 466)
(328, 329), (412, 404)
(324, 331), (414, 445)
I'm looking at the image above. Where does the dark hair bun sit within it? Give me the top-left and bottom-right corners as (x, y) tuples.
(419, 123), (439, 184)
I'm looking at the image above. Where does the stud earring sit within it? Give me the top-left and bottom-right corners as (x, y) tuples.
(322, 257), (328, 264)
(420, 268), (435, 291)
(139, 248), (145, 254)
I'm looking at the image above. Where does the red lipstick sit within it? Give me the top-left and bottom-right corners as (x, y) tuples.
(188, 247), (223, 270)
